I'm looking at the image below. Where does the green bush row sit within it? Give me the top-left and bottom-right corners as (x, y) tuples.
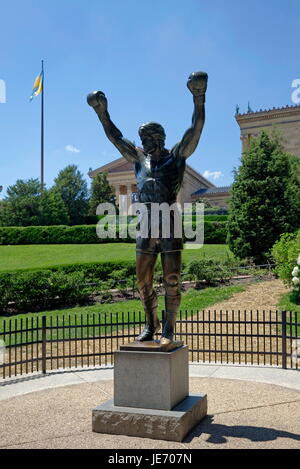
(0, 225), (132, 245)
(0, 259), (234, 313)
(0, 261), (137, 312)
(184, 215), (228, 222)
(203, 215), (228, 222)
(0, 270), (92, 312)
(4, 260), (136, 278)
(0, 222), (227, 245)
(0, 257), (243, 313)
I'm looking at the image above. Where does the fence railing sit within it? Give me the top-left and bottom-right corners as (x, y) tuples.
(0, 309), (299, 379)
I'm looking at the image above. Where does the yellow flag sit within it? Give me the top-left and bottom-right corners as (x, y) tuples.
(30, 71), (43, 101)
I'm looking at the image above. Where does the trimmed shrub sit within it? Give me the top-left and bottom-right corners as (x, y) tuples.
(4, 260), (136, 280)
(0, 225), (100, 245)
(0, 221), (227, 245)
(272, 230), (300, 304)
(50, 261), (136, 281)
(272, 230), (300, 284)
(186, 260), (231, 285)
(0, 270), (92, 312)
(184, 215), (228, 222)
(204, 215), (228, 222)
(0, 274), (13, 311)
(0, 260), (137, 312)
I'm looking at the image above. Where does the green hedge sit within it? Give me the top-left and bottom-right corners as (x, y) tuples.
(0, 225), (134, 245)
(0, 222), (227, 245)
(3, 260), (136, 278)
(203, 215), (228, 222)
(49, 260), (136, 279)
(0, 270), (92, 312)
(0, 261), (137, 313)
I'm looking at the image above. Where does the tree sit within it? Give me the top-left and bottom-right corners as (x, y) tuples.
(88, 172), (116, 216)
(39, 189), (70, 225)
(0, 179), (42, 226)
(53, 165), (89, 225)
(227, 132), (300, 263)
(0, 179), (70, 227)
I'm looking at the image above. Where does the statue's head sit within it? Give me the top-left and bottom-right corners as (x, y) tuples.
(138, 122), (166, 155)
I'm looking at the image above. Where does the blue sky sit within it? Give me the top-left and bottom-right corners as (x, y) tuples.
(0, 0), (299, 197)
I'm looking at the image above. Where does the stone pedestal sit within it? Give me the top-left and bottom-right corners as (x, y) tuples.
(92, 345), (207, 442)
(114, 346), (188, 411)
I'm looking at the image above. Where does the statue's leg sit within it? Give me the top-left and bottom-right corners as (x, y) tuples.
(160, 251), (182, 345)
(136, 251), (160, 342)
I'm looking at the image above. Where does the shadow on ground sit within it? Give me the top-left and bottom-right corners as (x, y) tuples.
(184, 415), (300, 445)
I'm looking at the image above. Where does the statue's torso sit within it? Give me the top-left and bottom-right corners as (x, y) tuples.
(134, 146), (186, 204)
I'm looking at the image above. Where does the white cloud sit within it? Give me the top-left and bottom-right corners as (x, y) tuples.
(65, 145), (80, 154)
(203, 170), (223, 181)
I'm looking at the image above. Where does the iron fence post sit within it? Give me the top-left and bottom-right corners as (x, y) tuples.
(132, 275), (135, 298)
(42, 315), (47, 374)
(162, 310), (166, 330)
(282, 311), (287, 370)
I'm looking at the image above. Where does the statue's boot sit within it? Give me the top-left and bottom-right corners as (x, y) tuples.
(137, 291), (160, 342)
(160, 294), (181, 346)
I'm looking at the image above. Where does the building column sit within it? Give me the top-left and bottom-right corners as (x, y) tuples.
(127, 183), (133, 215)
(115, 184), (120, 206)
(240, 135), (247, 152)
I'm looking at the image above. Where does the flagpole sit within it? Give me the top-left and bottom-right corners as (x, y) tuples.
(41, 59), (44, 190)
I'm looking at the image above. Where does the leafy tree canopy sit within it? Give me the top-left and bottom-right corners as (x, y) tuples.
(89, 172), (116, 217)
(227, 131), (300, 263)
(53, 165), (89, 225)
(0, 179), (69, 226)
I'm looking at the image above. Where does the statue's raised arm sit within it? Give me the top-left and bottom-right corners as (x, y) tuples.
(176, 72), (208, 159)
(87, 91), (138, 163)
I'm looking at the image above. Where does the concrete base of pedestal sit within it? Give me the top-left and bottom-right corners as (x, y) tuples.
(92, 394), (207, 442)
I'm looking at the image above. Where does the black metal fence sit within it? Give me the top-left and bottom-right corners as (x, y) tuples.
(0, 309), (299, 379)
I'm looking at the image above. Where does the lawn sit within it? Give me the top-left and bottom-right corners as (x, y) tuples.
(0, 284), (245, 345)
(0, 243), (234, 272)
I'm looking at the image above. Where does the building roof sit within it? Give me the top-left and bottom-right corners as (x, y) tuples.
(235, 104), (300, 122)
(192, 186), (231, 196)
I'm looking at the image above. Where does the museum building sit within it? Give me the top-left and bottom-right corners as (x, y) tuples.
(236, 104), (300, 158)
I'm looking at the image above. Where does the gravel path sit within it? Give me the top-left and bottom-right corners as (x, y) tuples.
(206, 279), (288, 312)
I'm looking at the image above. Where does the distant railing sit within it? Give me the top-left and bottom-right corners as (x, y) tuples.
(0, 309), (299, 379)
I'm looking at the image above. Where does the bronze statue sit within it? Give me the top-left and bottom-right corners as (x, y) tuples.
(87, 71), (207, 346)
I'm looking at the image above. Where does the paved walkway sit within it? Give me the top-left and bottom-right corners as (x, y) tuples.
(0, 364), (299, 449)
(0, 363), (300, 401)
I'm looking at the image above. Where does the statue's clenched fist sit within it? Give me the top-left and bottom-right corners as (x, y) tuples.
(187, 71), (208, 97)
(87, 91), (108, 112)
